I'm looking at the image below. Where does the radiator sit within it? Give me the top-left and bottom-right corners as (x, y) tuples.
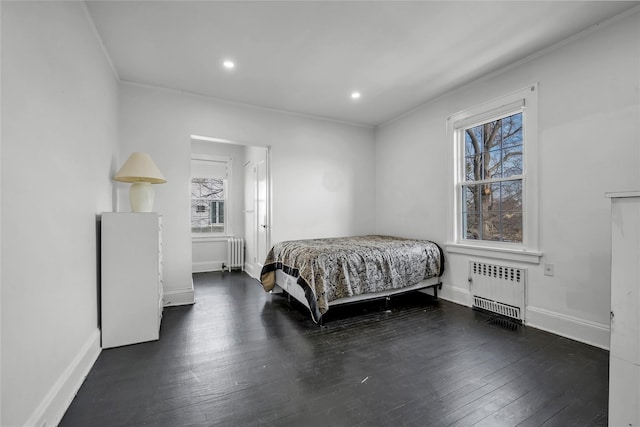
(226, 238), (245, 272)
(469, 261), (526, 321)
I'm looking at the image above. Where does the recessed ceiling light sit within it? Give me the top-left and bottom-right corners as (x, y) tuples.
(223, 60), (235, 70)
(351, 91), (361, 100)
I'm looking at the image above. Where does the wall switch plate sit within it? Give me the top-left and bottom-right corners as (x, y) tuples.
(544, 264), (554, 276)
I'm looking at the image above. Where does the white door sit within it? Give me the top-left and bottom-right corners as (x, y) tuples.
(256, 158), (269, 270)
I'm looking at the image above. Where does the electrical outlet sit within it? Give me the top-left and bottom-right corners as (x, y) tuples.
(544, 264), (554, 277)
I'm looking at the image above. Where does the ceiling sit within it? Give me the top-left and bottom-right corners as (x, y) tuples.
(86, 1), (639, 127)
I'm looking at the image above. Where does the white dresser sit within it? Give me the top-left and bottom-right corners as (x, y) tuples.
(101, 212), (164, 348)
(607, 191), (640, 426)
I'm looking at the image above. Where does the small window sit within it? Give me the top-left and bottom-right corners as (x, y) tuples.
(190, 155), (232, 236)
(191, 177), (225, 233)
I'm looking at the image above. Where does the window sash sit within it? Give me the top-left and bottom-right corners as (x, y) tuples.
(460, 175), (524, 186)
(453, 99), (524, 129)
(460, 179), (523, 243)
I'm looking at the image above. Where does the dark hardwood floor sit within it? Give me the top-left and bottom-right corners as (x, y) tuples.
(61, 272), (609, 426)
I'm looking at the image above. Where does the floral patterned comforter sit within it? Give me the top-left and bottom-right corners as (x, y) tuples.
(260, 235), (444, 322)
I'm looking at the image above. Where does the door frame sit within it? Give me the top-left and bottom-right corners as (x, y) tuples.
(191, 134), (271, 278)
(256, 155), (270, 273)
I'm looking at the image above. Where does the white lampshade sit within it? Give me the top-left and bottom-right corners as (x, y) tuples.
(113, 152), (167, 212)
(113, 152), (166, 184)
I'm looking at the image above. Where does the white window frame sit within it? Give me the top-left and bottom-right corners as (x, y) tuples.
(191, 154), (232, 240)
(446, 84), (541, 264)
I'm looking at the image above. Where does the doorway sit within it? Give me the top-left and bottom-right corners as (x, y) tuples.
(191, 136), (270, 279)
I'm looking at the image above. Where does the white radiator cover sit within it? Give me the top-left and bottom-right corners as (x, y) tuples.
(226, 238), (245, 272)
(470, 261), (526, 321)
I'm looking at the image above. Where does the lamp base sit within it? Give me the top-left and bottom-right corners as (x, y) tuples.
(129, 182), (155, 212)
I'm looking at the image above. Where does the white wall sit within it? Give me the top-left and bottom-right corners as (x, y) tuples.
(376, 10), (640, 349)
(191, 139), (246, 273)
(1, 2), (119, 426)
(118, 83), (376, 303)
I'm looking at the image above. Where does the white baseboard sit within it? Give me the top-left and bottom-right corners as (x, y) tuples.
(439, 284), (472, 307)
(526, 306), (610, 350)
(25, 329), (101, 427)
(438, 283), (610, 349)
(164, 281), (195, 306)
(244, 263), (259, 280)
(192, 260), (224, 273)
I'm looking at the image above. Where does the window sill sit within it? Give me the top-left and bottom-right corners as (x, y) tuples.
(445, 243), (542, 264)
(192, 235), (232, 243)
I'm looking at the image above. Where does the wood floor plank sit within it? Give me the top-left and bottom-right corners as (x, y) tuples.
(60, 272), (609, 426)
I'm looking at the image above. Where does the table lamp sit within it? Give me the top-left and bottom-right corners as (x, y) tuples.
(113, 152), (167, 212)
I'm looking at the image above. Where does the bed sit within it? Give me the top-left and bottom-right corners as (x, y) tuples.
(259, 235), (445, 323)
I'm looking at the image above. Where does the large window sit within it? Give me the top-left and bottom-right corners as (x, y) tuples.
(462, 112), (523, 242)
(448, 85), (539, 262)
(191, 155), (231, 236)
